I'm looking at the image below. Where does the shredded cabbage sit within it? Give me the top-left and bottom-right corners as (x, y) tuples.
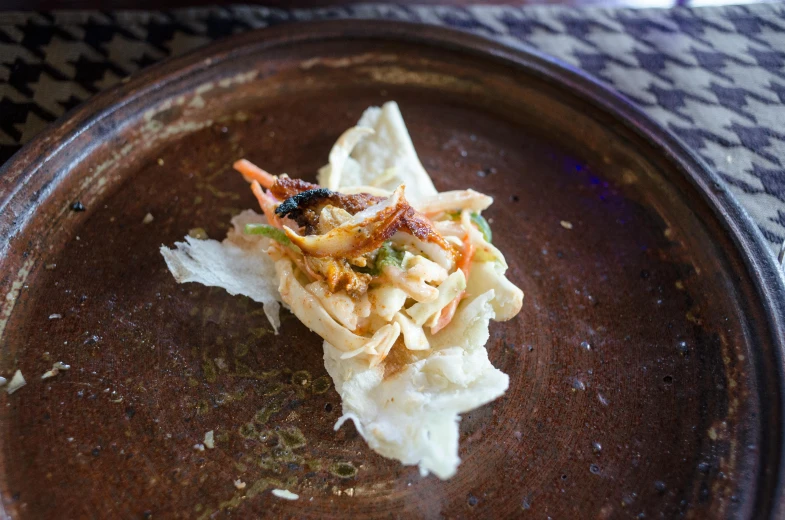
(405, 270), (466, 327)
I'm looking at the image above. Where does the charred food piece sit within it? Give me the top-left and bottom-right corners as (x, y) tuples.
(271, 178), (454, 255)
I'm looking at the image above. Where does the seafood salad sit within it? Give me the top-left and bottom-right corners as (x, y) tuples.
(161, 101), (523, 479)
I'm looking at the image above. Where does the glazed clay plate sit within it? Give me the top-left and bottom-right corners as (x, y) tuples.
(1, 22), (784, 519)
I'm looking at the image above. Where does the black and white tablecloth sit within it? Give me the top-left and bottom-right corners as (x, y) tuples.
(2, 4), (785, 251)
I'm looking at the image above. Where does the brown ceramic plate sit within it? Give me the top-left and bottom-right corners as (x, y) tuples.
(1, 21), (784, 520)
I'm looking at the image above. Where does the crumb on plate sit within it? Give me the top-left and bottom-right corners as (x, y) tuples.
(271, 489), (299, 500)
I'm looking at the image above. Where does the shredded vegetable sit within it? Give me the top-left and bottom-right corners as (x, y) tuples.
(470, 213), (492, 243)
(432, 233), (475, 334)
(376, 241), (405, 271)
(250, 181), (282, 229)
(245, 223), (298, 250)
(446, 211), (492, 243)
(234, 159), (276, 188)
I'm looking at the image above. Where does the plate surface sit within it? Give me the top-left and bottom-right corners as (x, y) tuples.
(1, 22), (784, 519)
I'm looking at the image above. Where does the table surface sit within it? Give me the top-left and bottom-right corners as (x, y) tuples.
(2, 0), (780, 12)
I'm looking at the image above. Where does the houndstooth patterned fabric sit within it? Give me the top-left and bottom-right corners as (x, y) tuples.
(2, 4), (785, 251)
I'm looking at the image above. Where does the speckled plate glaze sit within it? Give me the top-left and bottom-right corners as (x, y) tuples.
(1, 21), (784, 519)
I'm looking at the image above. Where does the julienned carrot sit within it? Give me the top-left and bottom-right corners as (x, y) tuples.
(458, 237), (475, 276)
(431, 234), (474, 334)
(250, 181), (284, 229)
(234, 159), (276, 189)
(249, 180), (321, 281)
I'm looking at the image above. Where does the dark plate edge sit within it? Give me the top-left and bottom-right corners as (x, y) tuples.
(0, 19), (783, 519)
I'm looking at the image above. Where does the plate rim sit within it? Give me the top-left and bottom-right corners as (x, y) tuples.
(0, 19), (783, 518)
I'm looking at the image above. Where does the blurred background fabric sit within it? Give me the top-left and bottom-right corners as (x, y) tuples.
(1, 4), (785, 249)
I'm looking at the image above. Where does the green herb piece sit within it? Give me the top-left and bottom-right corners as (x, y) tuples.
(470, 213), (493, 243)
(376, 241), (405, 271)
(244, 223), (298, 250)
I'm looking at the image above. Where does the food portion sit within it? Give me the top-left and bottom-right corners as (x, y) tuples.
(161, 101), (523, 479)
